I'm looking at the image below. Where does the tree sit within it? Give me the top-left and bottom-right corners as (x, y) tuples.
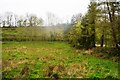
(90, 0), (120, 48)
(67, 2), (100, 49)
(98, 1), (120, 49)
(87, 2), (99, 47)
(5, 12), (13, 27)
(23, 19), (27, 27)
(35, 17), (43, 26)
(71, 13), (82, 25)
(67, 13), (85, 48)
(106, 2), (119, 48)
(17, 18), (23, 27)
(14, 14), (18, 27)
(2, 21), (6, 27)
(27, 14), (43, 27)
(95, 1), (108, 47)
(46, 12), (60, 26)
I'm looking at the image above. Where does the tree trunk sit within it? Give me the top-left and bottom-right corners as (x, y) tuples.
(100, 34), (104, 47)
(106, 2), (119, 49)
(91, 23), (96, 47)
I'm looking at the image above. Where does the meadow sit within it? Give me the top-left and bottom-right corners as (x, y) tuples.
(2, 41), (119, 79)
(1, 0), (120, 79)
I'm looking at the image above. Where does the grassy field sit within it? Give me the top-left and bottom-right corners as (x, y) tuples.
(2, 41), (119, 79)
(2, 27), (64, 41)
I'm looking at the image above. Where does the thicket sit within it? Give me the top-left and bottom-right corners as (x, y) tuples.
(66, 1), (120, 49)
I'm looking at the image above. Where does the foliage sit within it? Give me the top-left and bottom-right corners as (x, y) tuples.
(67, 2), (98, 49)
(67, 21), (83, 48)
(67, 1), (120, 49)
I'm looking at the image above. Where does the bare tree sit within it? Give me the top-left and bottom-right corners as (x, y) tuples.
(2, 20), (6, 27)
(23, 19), (27, 27)
(14, 14), (18, 27)
(71, 13), (82, 25)
(46, 12), (58, 26)
(27, 14), (43, 27)
(17, 17), (23, 27)
(5, 12), (13, 27)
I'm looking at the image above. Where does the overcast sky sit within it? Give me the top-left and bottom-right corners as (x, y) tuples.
(0, 0), (90, 24)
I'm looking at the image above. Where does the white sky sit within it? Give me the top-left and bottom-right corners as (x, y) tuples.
(0, 0), (90, 24)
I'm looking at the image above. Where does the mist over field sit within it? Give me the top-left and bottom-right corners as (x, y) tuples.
(0, 0), (120, 79)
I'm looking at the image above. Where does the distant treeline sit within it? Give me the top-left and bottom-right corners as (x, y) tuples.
(1, 1), (120, 50)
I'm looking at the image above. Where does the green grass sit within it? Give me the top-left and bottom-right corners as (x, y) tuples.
(2, 41), (119, 78)
(2, 27), (65, 41)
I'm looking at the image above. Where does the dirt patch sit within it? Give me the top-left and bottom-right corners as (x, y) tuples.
(2, 60), (28, 71)
(44, 62), (65, 79)
(64, 62), (87, 77)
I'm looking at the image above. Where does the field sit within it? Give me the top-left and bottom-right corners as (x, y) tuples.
(2, 41), (119, 79)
